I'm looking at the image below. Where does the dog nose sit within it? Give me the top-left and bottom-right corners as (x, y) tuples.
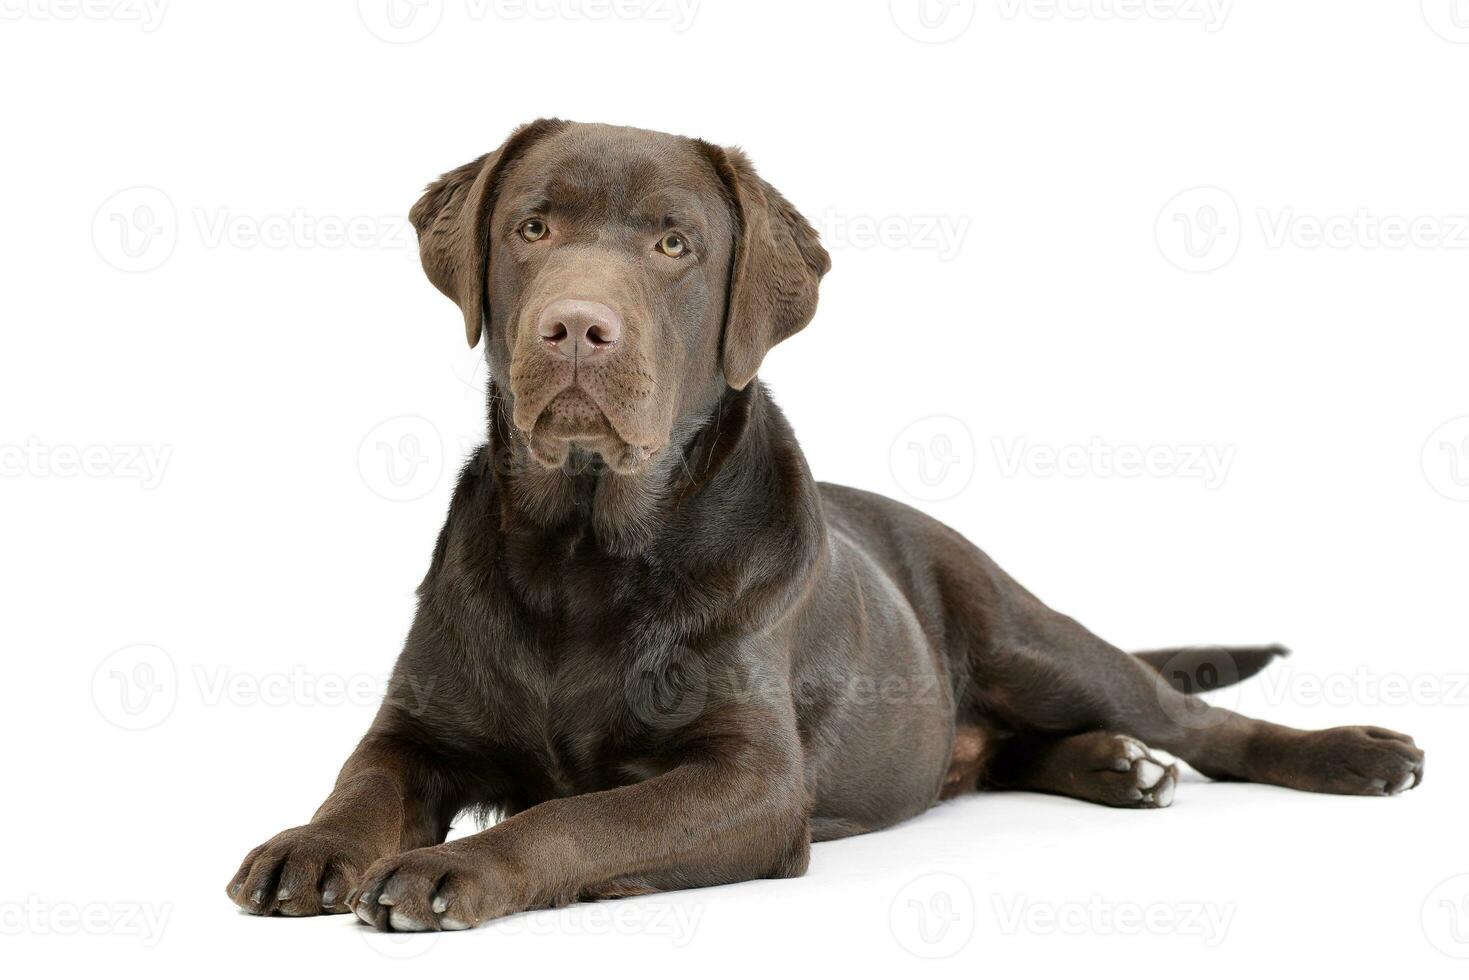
(536, 299), (623, 361)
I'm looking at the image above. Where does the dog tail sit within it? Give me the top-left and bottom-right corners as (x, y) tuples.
(1132, 644), (1289, 693)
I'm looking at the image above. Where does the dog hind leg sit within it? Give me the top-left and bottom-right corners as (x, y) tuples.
(988, 626), (1423, 797)
(956, 570), (1423, 798)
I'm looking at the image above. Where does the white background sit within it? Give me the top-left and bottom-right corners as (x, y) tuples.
(2, 0), (1467, 975)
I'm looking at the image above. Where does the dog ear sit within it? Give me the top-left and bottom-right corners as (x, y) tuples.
(410, 119), (566, 347)
(704, 144), (831, 390)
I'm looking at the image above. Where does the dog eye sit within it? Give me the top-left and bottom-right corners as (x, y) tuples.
(656, 232), (687, 257)
(519, 219), (549, 243)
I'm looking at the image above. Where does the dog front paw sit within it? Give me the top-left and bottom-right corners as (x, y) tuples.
(227, 825), (378, 917)
(351, 844), (525, 932)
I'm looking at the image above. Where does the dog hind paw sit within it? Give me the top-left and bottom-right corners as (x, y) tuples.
(1091, 735), (1179, 809)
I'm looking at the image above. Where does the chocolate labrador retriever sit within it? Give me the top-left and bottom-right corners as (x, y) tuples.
(227, 120), (1424, 932)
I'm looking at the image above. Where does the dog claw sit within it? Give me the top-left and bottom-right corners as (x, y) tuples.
(432, 896), (448, 914)
(388, 910), (431, 932)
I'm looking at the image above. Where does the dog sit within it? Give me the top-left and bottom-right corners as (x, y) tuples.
(227, 120), (1424, 932)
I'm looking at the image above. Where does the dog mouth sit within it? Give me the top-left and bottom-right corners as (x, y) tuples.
(522, 387), (657, 475)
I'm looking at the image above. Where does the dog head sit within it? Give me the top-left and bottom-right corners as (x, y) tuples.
(410, 120), (830, 474)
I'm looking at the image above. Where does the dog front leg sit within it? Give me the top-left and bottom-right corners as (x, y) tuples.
(348, 727), (808, 932)
(226, 734), (460, 917)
